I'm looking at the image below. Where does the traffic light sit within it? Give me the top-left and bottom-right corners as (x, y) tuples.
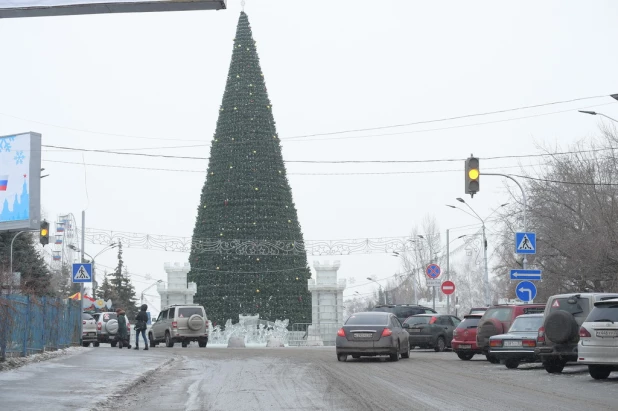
(465, 155), (480, 197)
(40, 220), (49, 245)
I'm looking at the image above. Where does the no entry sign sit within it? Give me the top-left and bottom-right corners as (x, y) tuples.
(441, 280), (455, 295)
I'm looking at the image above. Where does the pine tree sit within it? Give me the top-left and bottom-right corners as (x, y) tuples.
(0, 231), (52, 295)
(107, 241), (138, 319)
(96, 272), (116, 302)
(188, 12), (311, 326)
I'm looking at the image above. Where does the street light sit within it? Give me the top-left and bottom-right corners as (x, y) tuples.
(141, 280), (163, 305)
(447, 200), (509, 306)
(578, 110), (618, 123)
(367, 277), (386, 305)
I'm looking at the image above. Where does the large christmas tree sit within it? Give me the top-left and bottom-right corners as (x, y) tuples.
(188, 12), (311, 326)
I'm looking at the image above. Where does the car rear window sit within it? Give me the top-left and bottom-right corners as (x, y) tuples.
(549, 298), (589, 318)
(458, 317), (480, 329)
(509, 316), (544, 332)
(82, 313), (93, 320)
(178, 307), (203, 318)
(101, 312), (117, 322)
(346, 314), (388, 325)
(469, 309), (486, 315)
(586, 305), (618, 322)
(483, 307), (512, 322)
(404, 316), (431, 325)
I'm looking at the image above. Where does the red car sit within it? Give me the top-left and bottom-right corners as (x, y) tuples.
(452, 314), (483, 360)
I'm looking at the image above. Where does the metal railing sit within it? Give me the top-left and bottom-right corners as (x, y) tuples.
(0, 295), (81, 360)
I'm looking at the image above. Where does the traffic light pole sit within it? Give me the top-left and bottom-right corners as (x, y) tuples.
(480, 173), (528, 269)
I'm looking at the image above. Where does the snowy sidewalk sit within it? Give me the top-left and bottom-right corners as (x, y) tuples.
(0, 346), (173, 411)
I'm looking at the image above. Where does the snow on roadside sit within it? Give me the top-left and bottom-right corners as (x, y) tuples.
(0, 346), (87, 372)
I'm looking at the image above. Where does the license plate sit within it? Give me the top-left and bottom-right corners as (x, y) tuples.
(596, 330), (618, 337)
(354, 333), (373, 338)
(459, 344), (471, 349)
(409, 329), (421, 333)
(504, 340), (522, 347)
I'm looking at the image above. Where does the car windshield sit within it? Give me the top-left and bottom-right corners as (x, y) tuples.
(178, 307), (203, 317)
(586, 305), (618, 322)
(345, 314), (388, 325)
(458, 317), (480, 329)
(549, 297), (589, 318)
(483, 307), (512, 322)
(509, 316), (544, 332)
(405, 316), (431, 325)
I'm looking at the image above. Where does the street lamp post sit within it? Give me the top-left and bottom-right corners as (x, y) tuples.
(579, 110), (618, 123)
(367, 277), (385, 305)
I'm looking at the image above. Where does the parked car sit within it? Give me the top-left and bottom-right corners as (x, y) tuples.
(469, 307), (488, 315)
(451, 314), (483, 360)
(536, 292), (618, 373)
(403, 314), (461, 352)
(476, 304), (545, 363)
(149, 304), (209, 348)
(488, 313), (544, 369)
(81, 312), (98, 347)
(92, 311), (131, 347)
(370, 304), (437, 325)
(336, 311), (410, 362)
(577, 298), (618, 379)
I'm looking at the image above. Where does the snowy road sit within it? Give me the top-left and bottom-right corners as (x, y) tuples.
(98, 346), (618, 411)
(2, 346), (618, 410)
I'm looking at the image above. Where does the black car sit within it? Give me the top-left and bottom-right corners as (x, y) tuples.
(371, 304), (437, 324)
(403, 314), (461, 352)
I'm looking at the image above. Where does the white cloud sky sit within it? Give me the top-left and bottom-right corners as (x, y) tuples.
(1, 0), (617, 314)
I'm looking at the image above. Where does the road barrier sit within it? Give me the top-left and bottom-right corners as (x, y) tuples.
(0, 295), (81, 360)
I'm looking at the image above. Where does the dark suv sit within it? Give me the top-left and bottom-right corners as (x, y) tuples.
(476, 304), (545, 363)
(535, 293), (618, 373)
(371, 304), (437, 324)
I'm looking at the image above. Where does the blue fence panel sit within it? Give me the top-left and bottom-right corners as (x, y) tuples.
(0, 295), (81, 361)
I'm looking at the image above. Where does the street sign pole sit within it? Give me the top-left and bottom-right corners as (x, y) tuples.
(446, 229), (450, 314)
(80, 211), (85, 343)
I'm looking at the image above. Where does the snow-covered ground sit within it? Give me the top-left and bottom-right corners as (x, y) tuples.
(0, 346), (85, 372)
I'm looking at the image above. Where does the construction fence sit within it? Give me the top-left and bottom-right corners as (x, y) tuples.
(0, 295), (81, 360)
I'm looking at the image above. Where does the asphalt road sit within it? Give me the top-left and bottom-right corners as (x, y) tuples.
(94, 346), (618, 411)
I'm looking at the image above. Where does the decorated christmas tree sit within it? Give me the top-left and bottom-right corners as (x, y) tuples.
(188, 12), (311, 326)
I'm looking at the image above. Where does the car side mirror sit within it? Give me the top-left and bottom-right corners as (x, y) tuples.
(402, 323), (409, 329)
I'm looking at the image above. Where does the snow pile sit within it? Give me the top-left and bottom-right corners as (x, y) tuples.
(209, 318), (290, 347)
(227, 335), (246, 348)
(0, 346), (85, 372)
(266, 337), (284, 347)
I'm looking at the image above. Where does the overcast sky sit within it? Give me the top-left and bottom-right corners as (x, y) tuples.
(1, 0), (617, 316)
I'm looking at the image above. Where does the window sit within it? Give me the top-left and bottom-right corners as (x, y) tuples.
(346, 314), (389, 325)
(178, 307), (204, 318)
(168, 307), (176, 319)
(438, 317), (453, 326)
(586, 305), (618, 322)
(424, 309), (436, 314)
(509, 316), (544, 332)
(483, 307), (512, 322)
(404, 316), (431, 325)
(549, 298), (589, 318)
(391, 317), (402, 328)
(102, 312), (116, 322)
(157, 310), (168, 321)
(458, 317), (480, 329)
(451, 317), (461, 326)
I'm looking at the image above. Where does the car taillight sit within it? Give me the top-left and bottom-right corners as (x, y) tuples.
(489, 339), (502, 347)
(381, 328), (392, 337)
(522, 339), (536, 347)
(579, 326), (591, 338)
(97, 323), (102, 330)
(537, 326), (545, 344)
(172, 321), (178, 328)
(429, 316), (437, 324)
(337, 328), (345, 337)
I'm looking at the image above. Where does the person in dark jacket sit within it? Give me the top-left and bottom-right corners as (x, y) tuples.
(134, 304), (149, 350)
(116, 308), (130, 349)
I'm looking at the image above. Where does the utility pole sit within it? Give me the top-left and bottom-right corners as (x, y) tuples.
(80, 211), (85, 340)
(446, 229), (450, 314)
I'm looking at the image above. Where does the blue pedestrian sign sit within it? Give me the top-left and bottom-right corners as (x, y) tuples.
(72, 263), (92, 283)
(515, 232), (536, 254)
(425, 263), (441, 279)
(516, 281), (537, 302)
(510, 269), (542, 281)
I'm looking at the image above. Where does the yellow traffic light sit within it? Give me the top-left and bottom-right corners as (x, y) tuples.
(465, 156), (480, 197)
(40, 221), (50, 245)
(468, 168), (479, 180)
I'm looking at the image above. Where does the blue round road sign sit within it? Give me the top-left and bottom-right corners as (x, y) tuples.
(426, 263), (441, 279)
(515, 281), (537, 302)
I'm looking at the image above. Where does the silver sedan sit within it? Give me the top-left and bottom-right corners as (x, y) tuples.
(336, 312), (410, 362)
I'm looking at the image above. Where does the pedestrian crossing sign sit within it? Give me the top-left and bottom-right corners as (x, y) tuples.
(515, 232), (536, 255)
(72, 263), (92, 283)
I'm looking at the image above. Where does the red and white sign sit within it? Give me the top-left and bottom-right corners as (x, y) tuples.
(441, 280), (455, 295)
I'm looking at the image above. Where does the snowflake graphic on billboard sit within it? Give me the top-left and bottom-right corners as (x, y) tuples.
(0, 135), (15, 152)
(14, 151), (25, 165)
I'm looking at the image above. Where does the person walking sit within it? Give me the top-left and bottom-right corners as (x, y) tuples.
(134, 304), (149, 350)
(116, 308), (130, 349)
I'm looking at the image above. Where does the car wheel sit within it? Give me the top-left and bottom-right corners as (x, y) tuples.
(82, 342), (90, 347)
(401, 341), (410, 359)
(111, 341), (117, 347)
(337, 354), (347, 362)
(198, 338), (208, 348)
(93, 342), (100, 347)
(543, 359), (566, 373)
(486, 354), (500, 364)
(352, 354), (360, 359)
(588, 365), (612, 380)
(182, 341), (188, 348)
(457, 353), (474, 361)
(505, 359), (520, 369)
(149, 334), (156, 347)
(434, 337), (446, 352)
(390, 344), (400, 362)
(165, 332), (174, 348)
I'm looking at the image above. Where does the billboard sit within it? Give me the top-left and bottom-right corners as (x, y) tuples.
(0, 0), (226, 18)
(0, 132), (41, 232)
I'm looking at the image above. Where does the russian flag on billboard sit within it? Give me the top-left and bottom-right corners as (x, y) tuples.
(55, 236), (63, 245)
(0, 175), (7, 191)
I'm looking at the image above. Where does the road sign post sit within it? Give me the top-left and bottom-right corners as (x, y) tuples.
(515, 232), (536, 254)
(441, 280), (455, 295)
(72, 263), (92, 284)
(510, 269), (542, 281)
(515, 281), (537, 303)
(425, 264), (441, 279)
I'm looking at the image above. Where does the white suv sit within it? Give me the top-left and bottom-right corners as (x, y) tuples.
(578, 298), (618, 379)
(82, 313), (98, 347)
(149, 304), (208, 348)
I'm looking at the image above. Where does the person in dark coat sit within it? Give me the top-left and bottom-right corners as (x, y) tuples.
(116, 308), (130, 349)
(134, 304), (149, 350)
